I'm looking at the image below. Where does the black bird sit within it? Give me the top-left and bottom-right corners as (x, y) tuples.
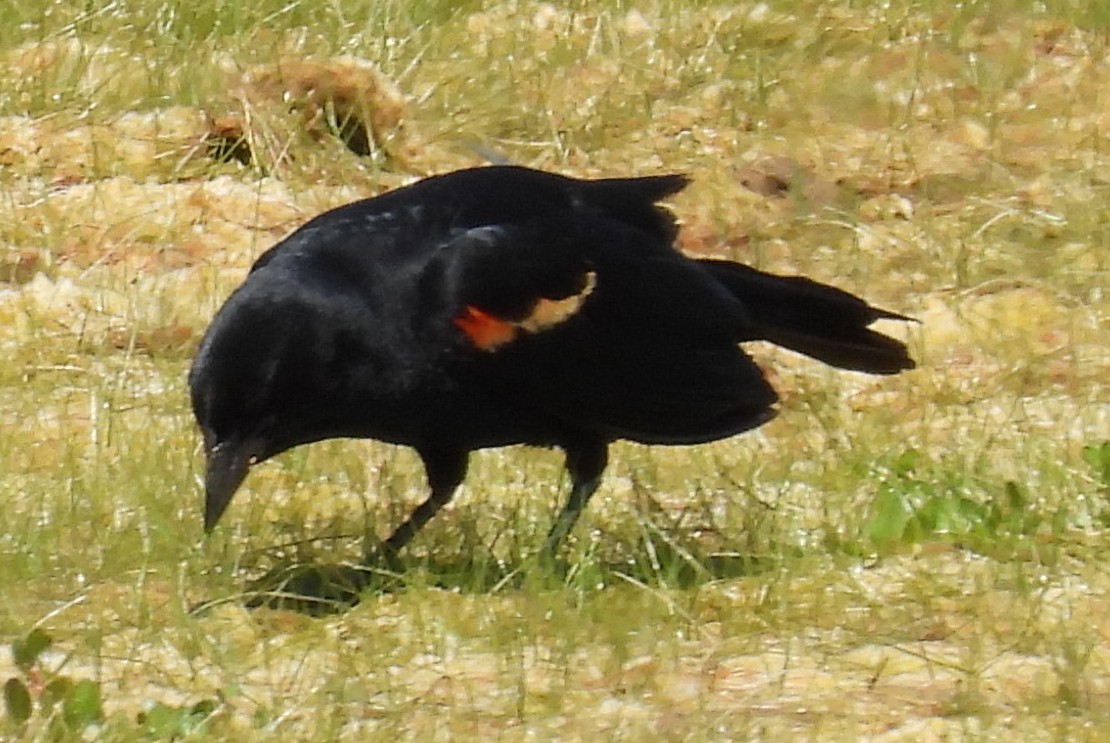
(190, 165), (914, 562)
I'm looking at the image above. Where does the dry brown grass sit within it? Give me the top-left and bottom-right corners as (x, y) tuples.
(1, 1), (1108, 740)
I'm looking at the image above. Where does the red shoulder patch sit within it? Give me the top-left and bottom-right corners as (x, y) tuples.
(453, 305), (517, 350)
(453, 271), (597, 352)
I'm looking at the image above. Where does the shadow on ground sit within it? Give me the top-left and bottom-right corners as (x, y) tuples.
(191, 531), (788, 616)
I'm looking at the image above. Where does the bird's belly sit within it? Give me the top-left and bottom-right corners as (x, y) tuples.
(335, 392), (574, 452)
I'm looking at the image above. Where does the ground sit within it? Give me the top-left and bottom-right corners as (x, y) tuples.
(0, 1), (1108, 740)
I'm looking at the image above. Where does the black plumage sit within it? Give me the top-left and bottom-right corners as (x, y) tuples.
(190, 165), (914, 561)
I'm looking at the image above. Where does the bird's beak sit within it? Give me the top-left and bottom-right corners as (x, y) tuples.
(203, 439), (258, 533)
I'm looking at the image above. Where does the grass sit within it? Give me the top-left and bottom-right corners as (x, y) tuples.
(1, 0), (1108, 739)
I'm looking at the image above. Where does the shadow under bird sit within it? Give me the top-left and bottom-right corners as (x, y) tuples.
(190, 165), (915, 564)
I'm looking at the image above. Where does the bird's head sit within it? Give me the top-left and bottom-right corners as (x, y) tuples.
(189, 288), (337, 533)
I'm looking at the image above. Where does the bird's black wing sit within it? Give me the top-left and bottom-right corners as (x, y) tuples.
(432, 215), (778, 446)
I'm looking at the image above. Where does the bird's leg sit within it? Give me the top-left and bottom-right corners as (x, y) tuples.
(542, 440), (609, 560)
(243, 448), (465, 609)
(377, 447), (468, 560)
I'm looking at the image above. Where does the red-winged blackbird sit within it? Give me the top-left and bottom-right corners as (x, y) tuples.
(190, 165), (914, 559)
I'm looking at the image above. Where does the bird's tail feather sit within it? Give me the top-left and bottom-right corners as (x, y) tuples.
(699, 259), (916, 374)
